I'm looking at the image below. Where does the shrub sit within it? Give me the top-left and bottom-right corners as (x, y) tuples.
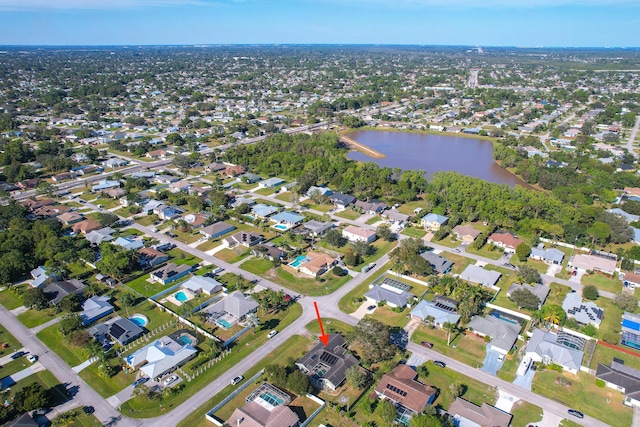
(583, 285), (599, 300)
(547, 363), (563, 373)
(595, 379), (606, 388)
(332, 266), (347, 276)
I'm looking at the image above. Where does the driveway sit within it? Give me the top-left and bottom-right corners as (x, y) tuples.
(569, 268), (584, 284)
(546, 263), (562, 276)
(513, 365), (536, 390)
(479, 345), (504, 376)
(350, 301), (375, 320)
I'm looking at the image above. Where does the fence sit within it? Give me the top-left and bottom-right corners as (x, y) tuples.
(223, 325), (250, 348)
(117, 321), (175, 356)
(205, 369), (265, 425)
(176, 348), (231, 382)
(300, 394), (327, 427)
(147, 298), (219, 341)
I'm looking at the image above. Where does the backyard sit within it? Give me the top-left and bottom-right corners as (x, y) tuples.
(411, 326), (488, 369)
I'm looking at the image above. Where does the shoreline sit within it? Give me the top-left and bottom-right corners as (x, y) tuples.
(338, 134), (386, 158)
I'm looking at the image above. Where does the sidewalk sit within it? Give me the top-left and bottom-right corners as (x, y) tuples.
(30, 316), (61, 334)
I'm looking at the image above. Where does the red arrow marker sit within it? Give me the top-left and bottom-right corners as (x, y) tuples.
(314, 301), (329, 346)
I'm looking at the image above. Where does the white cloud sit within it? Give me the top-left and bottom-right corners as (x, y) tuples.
(0, 0), (215, 11)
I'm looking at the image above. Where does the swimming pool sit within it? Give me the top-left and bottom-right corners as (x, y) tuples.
(129, 314), (149, 327)
(175, 291), (189, 302)
(260, 392), (284, 406)
(178, 335), (193, 346)
(490, 310), (520, 325)
(217, 318), (232, 328)
(274, 224), (288, 230)
(289, 255), (308, 268)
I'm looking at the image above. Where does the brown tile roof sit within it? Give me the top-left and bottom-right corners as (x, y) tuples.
(447, 398), (512, 427)
(33, 205), (71, 217)
(226, 401), (299, 427)
(56, 211), (85, 224)
(71, 219), (102, 234)
(375, 364), (436, 413)
(453, 224), (481, 239)
(488, 232), (523, 249)
(21, 198), (56, 211)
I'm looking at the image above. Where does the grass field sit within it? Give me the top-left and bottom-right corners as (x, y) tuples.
(334, 209), (362, 221)
(214, 247), (250, 264)
(16, 308), (58, 328)
(401, 226), (427, 238)
(465, 245), (504, 260)
(422, 360), (497, 409)
(581, 272), (622, 294)
(441, 251), (476, 275)
(352, 239), (397, 272)
(268, 268), (352, 296)
(510, 401), (543, 427)
(412, 326), (488, 368)
(0, 287), (24, 310)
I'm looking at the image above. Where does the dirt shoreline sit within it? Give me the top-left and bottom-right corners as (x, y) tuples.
(338, 135), (386, 158)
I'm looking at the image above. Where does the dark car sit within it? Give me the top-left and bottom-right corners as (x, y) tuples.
(421, 341), (433, 348)
(367, 305), (377, 311)
(567, 409), (584, 419)
(82, 406), (95, 415)
(433, 360), (446, 368)
(132, 377), (149, 387)
(10, 351), (24, 360)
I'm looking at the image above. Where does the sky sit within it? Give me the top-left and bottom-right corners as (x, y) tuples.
(0, 0), (639, 47)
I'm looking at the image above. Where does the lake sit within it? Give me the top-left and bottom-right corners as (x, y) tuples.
(346, 130), (529, 187)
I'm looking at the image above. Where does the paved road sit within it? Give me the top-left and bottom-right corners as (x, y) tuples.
(627, 116), (640, 157)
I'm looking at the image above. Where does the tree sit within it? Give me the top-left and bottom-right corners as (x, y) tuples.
(286, 370), (310, 395)
(349, 318), (397, 363)
(352, 240), (372, 259)
(375, 399), (397, 425)
(515, 242), (531, 262)
(13, 382), (50, 412)
(541, 304), (566, 326)
(263, 364), (287, 387)
(59, 293), (82, 313)
(410, 413), (446, 427)
(614, 292), (639, 312)
(443, 321), (457, 346)
(582, 323), (598, 337)
(23, 287), (49, 310)
(59, 314), (82, 335)
(390, 238), (432, 276)
(346, 365), (370, 389)
(587, 221), (611, 246)
(325, 228), (346, 248)
(583, 285), (599, 300)
(377, 223), (395, 242)
(510, 288), (540, 310)
(448, 382), (465, 399)
(119, 292), (136, 317)
(166, 133), (185, 146)
(518, 266), (541, 284)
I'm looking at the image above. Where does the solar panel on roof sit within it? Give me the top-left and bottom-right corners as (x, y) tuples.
(381, 277), (412, 291)
(110, 323), (125, 338)
(319, 351), (338, 366)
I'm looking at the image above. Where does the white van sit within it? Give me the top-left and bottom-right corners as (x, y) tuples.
(267, 330), (278, 339)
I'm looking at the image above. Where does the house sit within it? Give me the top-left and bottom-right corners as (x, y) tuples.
(507, 283), (550, 308)
(303, 220), (333, 236)
(530, 246), (565, 265)
(89, 316), (144, 346)
(290, 251), (337, 278)
(622, 312), (640, 350)
(447, 398), (512, 427)
(113, 236), (145, 251)
(222, 231), (264, 248)
(607, 208), (640, 223)
(226, 383), (300, 427)
(106, 188), (126, 199)
(146, 149), (167, 159)
(522, 146), (548, 158)
(252, 244), (287, 262)
(102, 158), (128, 168)
(383, 210), (410, 223)
(525, 329), (585, 374)
(459, 264), (502, 288)
(355, 199), (387, 214)
(258, 177), (285, 188)
(125, 335), (197, 379)
(375, 364), (436, 415)
(43, 279), (86, 306)
(141, 199), (165, 214)
(365, 285), (413, 308)
(410, 298), (460, 327)
(8, 412), (38, 427)
(154, 174), (180, 185)
(200, 221), (236, 239)
(203, 291), (259, 324)
(156, 206), (184, 221)
(467, 314), (520, 354)
(329, 192), (356, 209)
(138, 247), (170, 267)
(487, 232), (523, 253)
(243, 173), (262, 184)
(569, 252), (617, 276)
(223, 165), (246, 177)
(181, 213), (207, 229)
(85, 227), (116, 245)
(91, 180), (121, 193)
(33, 204), (70, 218)
(180, 275), (223, 295)
(230, 196), (256, 209)
(270, 211), (304, 226)
(21, 198), (55, 211)
(622, 271), (640, 290)
(251, 204), (279, 218)
(72, 219), (103, 235)
(150, 263), (193, 285)
(306, 186), (332, 198)
(168, 180), (191, 193)
(56, 211), (85, 225)
(342, 225), (377, 243)
(30, 265), (55, 288)
(597, 359), (640, 407)
(420, 251), (453, 274)
(452, 224), (481, 243)
(562, 292), (603, 328)
(80, 296), (114, 326)
(205, 162), (226, 173)
(295, 334), (359, 391)
(421, 213), (448, 231)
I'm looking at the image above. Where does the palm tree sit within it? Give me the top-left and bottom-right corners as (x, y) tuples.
(443, 321), (457, 346)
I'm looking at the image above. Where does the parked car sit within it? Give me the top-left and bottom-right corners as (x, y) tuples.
(10, 351), (24, 360)
(82, 406), (95, 415)
(452, 248), (461, 253)
(163, 375), (179, 386)
(26, 354), (38, 363)
(421, 341), (433, 348)
(267, 330), (278, 338)
(231, 375), (244, 385)
(497, 354), (505, 362)
(367, 305), (377, 311)
(132, 377), (149, 387)
(567, 409), (584, 419)
(433, 360), (446, 368)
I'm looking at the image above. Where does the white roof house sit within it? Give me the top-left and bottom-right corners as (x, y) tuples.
(125, 336), (197, 379)
(365, 285), (412, 308)
(342, 225), (377, 243)
(180, 275), (223, 295)
(459, 265), (502, 288)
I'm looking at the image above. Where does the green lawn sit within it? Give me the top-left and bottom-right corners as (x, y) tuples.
(196, 239), (221, 252)
(52, 409), (103, 427)
(532, 370), (631, 427)
(120, 304), (303, 418)
(214, 247), (250, 264)
(0, 287), (24, 310)
(79, 360), (138, 398)
(594, 297), (623, 343)
(465, 245), (504, 260)
(497, 346), (522, 382)
(37, 325), (86, 366)
(581, 272), (622, 294)
(334, 209), (362, 221)
(365, 216), (380, 225)
(421, 360), (497, 409)
(168, 248), (203, 266)
(509, 256), (548, 274)
(365, 306), (411, 328)
(239, 258), (274, 275)
(0, 358), (33, 379)
(433, 236), (462, 248)
(510, 401), (543, 427)
(441, 251), (476, 275)
(338, 260), (395, 313)
(16, 308), (58, 328)
(401, 226), (427, 239)
(0, 323), (21, 350)
(412, 326), (488, 369)
(175, 334), (312, 427)
(136, 215), (159, 227)
(172, 229), (203, 244)
(275, 192), (295, 203)
(588, 342), (640, 370)
(546, 282), (573, 307)
(353, 239), (397, 272)
(397, 200), (425, 215)
(305, 318), (355, 336)
(93, 197), (121, 209)
(125, 273), (168, 297)
(308, 203), (334, 212)
(272, 266), (352, 296)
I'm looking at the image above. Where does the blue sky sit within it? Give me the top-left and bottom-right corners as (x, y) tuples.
(1, 0), (639, 47)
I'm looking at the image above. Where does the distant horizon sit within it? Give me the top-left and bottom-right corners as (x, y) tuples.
(1, 0), (638, 47)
